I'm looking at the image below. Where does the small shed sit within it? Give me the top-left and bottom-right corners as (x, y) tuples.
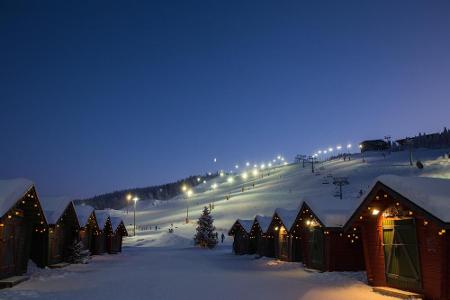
(267, 208), (302, 262)
(107, 217), (127, 254)
(344, 175), (450, 299)
(296, 201), (365, 271)
(0, 179), (47, 280)
(249, 215), (274, 257)
(31, 197), (79, 267)
(228, 219), (254, 255)
(91, 211), (111, 255)
(74, 205), (98, 252)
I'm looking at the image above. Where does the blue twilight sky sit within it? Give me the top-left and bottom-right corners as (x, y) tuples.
(1, 1), (450, 198)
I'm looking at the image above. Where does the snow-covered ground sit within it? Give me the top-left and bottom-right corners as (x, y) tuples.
(1, 233), (396, 300)
(2, 149), (449, 300)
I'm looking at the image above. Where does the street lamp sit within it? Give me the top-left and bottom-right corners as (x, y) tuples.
(241, 172), (248, 180)
(133, 196), (139, 236)
(185, 189), (193, 223)
(126, 193), (132, 214)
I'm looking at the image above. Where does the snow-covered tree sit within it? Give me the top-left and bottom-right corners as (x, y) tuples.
(194, 207), (218, 249)
(66, 240), (91, 264)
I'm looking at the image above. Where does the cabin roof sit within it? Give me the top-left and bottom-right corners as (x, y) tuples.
(274, 207), (299, 231)
(304, 197), (359, 228)
(74, 204), (95, 226)
(372, 175), (450, 223)
(39, 196), (73, 224)
(95, 211), (110, 230)
(110, 216), (124, 231)
(236, 219), (254, 233)
(255, 215), (272, 233)
(0, 178), (34, 217)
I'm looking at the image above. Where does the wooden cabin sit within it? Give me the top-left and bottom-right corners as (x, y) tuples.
(228, 219), (254, 255)
(267, 208), (302, 262)
(91, 211), (110, 255)
(107, 217), (128, 254)
(31, 197), (79, 267)
(74, 205), (98, 252)
(249, 215), (274, 257)
(296, 201), (365, 272)
(344, 175), (450, 299)
(0, 179), (47, 280)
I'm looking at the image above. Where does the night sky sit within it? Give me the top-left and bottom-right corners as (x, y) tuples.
(1, 1), (450, 199)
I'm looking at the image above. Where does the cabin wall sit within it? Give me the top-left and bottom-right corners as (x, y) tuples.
(358, 187), (448, 299)
(325, 231), (365, 271)
(232, 231), (250, 255)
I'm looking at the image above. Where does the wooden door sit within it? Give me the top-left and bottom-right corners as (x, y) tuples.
(0, 221), (16, 278)
(382, 218), (421, 291)
(278, 226), (289, 260)
(308, 227), (324, 270)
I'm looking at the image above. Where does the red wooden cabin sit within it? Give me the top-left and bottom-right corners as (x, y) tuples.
(0, 179), (47, 280)
(249, 215), (274, 258)
(107, 217), (128, 254)
(74, 205), (98, 252)
(267, 208), (302, 262)
(91, 211), (111, 255)
(296, 201), (365, 271)
(32, 197), (79, 267)
(344, 175), (450, 299)
(228, 219), (254, 255)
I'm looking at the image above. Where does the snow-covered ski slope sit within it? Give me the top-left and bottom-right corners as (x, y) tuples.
(119, 148), (450, 243)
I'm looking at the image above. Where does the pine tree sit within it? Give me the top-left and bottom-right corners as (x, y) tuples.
(67, 240), (91, 264)
(194, 206), (218, 249)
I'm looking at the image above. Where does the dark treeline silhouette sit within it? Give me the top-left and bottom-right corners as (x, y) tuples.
(394, 127), (450, 151)
(75, 173), (219, 210)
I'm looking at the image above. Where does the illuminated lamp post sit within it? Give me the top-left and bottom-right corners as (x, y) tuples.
(133, 196), (139, 236)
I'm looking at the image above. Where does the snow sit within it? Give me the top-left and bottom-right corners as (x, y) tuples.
(375, 174), (450, 222)
(39, 196), (72, 225)
(235, 219), (254, 233)
(275, 207), (300, 230)
(74, 204), (95, 227)
(0, 243), (396, 300)
(95, 210), (110, 230)
(255, 215), (272, 233)
(0, 178), (34, 217)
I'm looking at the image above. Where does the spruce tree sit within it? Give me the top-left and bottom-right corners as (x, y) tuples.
(194, 206), (218, 249)
(67, 240), (91, 264)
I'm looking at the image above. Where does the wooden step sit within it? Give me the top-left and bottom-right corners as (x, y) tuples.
(48, 262), (71, 269)
(373, 286), (423, 299)
(0, 276), (29, 289)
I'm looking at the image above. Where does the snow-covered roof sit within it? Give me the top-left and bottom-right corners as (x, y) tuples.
(274, 208), (299, 231)
(0, 178), (34, 217)
(236, 219), (254, 233)
(374, 175), (450, 223)
(304, 197), (359, 228)
(110, 216), (124, 231)
(95, 211), (110, 230)
(74, 204), (95, 227)
(39, 196), (72, 224)
(255, 215), (272, 233)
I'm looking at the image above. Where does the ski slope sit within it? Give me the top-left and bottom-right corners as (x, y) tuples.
(118, 148), (450, 243)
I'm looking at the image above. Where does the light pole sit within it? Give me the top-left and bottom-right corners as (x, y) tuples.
(185, 189), (193, 223)
(133, 196), (139, 236)
(359, 144), (365, 162)
(126, 193), (132, 214)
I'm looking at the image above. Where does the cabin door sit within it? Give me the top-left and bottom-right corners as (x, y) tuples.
(0, 217), (26, 279)
(308, 227), (324, 270)
(278, 226), (289, 260)
(382, 218), (421, 291)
